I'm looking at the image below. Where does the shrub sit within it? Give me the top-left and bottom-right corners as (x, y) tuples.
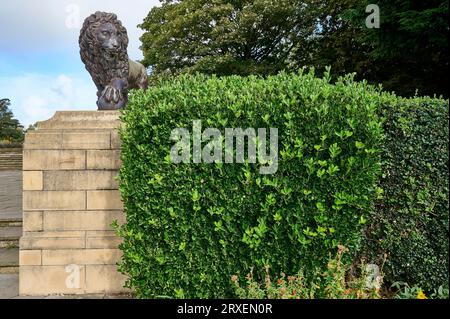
(117, 70), (384, 298)
(362, 96), (449, 292)
(392, 282), (449, 299)
(232, 246), (382, 299)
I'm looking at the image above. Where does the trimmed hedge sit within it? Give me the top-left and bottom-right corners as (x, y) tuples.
(363, 96), (449, 291)
(117, 71), (384, 298)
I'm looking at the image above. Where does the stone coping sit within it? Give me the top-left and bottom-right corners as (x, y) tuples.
(35, 111), (122, 130)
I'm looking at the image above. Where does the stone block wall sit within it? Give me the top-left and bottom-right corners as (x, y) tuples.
(19, 111), (128, 296)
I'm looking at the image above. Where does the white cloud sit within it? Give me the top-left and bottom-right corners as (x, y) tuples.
(52, 75), (74, 99)
(22, 97), (51, 117)
(0, 0), (160, 60)
(0, 73), (98, 127)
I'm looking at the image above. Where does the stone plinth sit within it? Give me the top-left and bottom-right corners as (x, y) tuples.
(19, 111), (128, 296)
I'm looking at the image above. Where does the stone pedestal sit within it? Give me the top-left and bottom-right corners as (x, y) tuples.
(19, 111), (128, 296)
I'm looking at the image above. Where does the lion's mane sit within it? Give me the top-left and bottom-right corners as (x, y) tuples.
(79, 12), (129, 89)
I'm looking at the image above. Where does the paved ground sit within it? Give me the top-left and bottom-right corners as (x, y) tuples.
(0, 171), (22, 221)
(0, 274), (19, 299)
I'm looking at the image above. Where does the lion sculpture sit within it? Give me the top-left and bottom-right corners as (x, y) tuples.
(79, 11), (148, 110)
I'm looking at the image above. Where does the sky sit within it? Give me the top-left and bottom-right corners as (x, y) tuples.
(0, 0), (160, 127)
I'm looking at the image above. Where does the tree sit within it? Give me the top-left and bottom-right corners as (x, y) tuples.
(0, 99), (24, 145)
(25, 123), (37, 132)
(289, 0), (373, 80)
(140, 0), (448, 97)
(344, 0), (449, 97)
(139, 0), (317, 78)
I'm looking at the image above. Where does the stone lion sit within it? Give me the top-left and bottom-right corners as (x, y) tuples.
(79, 11), (148, 110)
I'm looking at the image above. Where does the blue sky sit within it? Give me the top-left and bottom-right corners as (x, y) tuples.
(0, 0), (160, 127)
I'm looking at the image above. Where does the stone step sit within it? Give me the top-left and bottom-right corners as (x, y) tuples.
(0, 219), (22, 227)
(0, 226), (22, 239)
(0, 166), (22, 171)
(0, 167), (22, 170)
(0, 226), (22, 248)
(0, 155), (23, 170)
(0, 248), (19, 274)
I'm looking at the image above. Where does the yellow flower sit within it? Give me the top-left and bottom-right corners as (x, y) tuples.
(417, 289), (427, 299)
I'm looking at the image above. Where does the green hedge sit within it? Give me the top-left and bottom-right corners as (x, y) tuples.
(363, 96), (449, 292)
(117, 71), (384, 298)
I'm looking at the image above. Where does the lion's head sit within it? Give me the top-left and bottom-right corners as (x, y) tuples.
(79, 12), (129, 88)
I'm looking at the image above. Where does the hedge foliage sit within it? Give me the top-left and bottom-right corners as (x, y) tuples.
(117, 71), (385, 298)
(363, 96), (449, 291)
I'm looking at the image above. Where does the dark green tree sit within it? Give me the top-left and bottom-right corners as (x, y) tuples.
(289, 0), (373, 81)
(343, 0), (449, 97)
(0, 99), (24, 145)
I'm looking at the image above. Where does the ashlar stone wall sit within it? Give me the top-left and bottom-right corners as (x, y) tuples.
(20, 111), (128, 296)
